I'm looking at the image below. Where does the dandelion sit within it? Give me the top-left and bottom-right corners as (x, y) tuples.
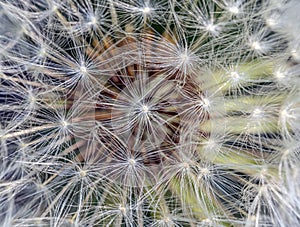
(1, 0), (300, 226)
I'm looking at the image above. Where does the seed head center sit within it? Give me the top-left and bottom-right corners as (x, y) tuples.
(90, 16), (97, 25)
(228, 6), (239, 14)
(142, 7), (151, 14)
(80, 66), (87, 74)
(251, 41), (261, 50)
(141, 105), (150, 114)
(230, 71), (240, 80)
(119, 205), (126, 214)
(252, 108), (263, 118)
(128, 158), (136, 166)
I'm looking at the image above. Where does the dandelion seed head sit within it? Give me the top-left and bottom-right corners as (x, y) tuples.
(1, 0), (300, 226)
(280, 108), (295, 120)
(281, 109), (289, 118)
(163, 216), (172, 224)
(204, 138), (216, 150)
(255, 167), (270, 181)
(206, 23), (216, 32)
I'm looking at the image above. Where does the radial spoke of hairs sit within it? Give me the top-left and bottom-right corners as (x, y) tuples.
(140, 29), (203, 85)
(176, 0), (225, 37)
(278, 91), (300, 140)
(103, 74), (180, 145)
(244, 25), (288, 59)
(213, 0), (251, 18)
(112, 0), (170, 31)
(221, 94), (286, 155)
(0, 175), (49, 226)
(215, 59), (278, 97)
(61, 0), (113, 36)
(0, 0), (56, 30)
(91, 131), (168, 187)
(157, 160), (244, 224)
(242, 168), (300, 226)
(148, 196), (200, 226)
(35, 38), (115, 92)
(267, 138), (300, 185)
(174, 0), (259, 61)
(79, 183), (148, 226)
(195, 163), (245, 216)
(272, 61), (300, 89)
(0, 79), (64, 140)
(204, 166), (248, 216)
